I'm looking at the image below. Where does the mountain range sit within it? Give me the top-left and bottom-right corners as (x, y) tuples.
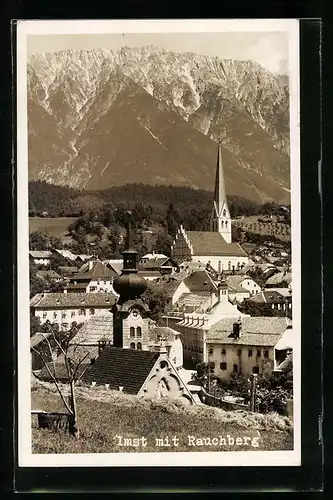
(27, 45), (291, 203)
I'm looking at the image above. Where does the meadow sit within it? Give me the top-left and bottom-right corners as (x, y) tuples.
(31, 380), (293, 454)
(29, 217), (77, 239)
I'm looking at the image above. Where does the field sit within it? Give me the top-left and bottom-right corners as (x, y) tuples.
(233, 216), (291, 242)
(31, 379), (293, 454)
(29, 217), (77, 239)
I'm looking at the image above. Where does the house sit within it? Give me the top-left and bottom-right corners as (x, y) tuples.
(164, 281), (248, 366)
(138, 269), (163, 282)
(36, 270), (62, 283)
(265, 271), (292, 288)
(103, 259), (123, 276)
(206, 316), (290, 380)
(29, 250), (53, 266)
(81, 346), (195, 404)
(30, 292), (117, 330)
(248, 289), (292, 312)
(65, 260), (119, 294)
(274, 324), (294, 372)
(171, 141), (248, 273)
(226, 275), (261, 303)
(139, 254), (178, 275)
(55, 249), (93, 264)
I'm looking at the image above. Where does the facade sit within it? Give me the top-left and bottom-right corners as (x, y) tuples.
(206, 317), (290, 381)
(29, 250), (53, 266)
(65, 260), (118, 294)
(171, 141), (248, 272)
(164, 282), (248, 365)
(30, 292), (117, 329)
(226, 275), (261, 303)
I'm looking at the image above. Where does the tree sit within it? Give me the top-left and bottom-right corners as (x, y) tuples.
(193, 361), (216, 390)
(31, 325), (87, 438)
(142, 284), (170, 322)
(154, 232), (173, 256)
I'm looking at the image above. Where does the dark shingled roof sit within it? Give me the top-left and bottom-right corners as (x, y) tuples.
(186, 232), (247, 257)
(30, 292), (117, 309)
(73, 261), (118, 280)
(183, 270), (217, 293)
(83, 347), (159, 394)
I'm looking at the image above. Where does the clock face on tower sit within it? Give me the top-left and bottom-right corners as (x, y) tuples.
(130, 309), (140, 320)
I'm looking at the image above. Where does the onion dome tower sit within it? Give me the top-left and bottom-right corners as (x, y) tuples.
(112, 221), (150, 349)
(113, 221), (147, 303)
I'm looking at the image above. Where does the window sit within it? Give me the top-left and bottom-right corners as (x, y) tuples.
(137, 342), (142, 350)
(264, 350), (269, 359)
(257, 349), (261, 357)
(104, 281), (107, 285)
(89, 308), (95, 315)
(89, 286), (96, 292)
(53, 312), (57, 319)
(252, 366), (259, 374)
(237, 349), (242, 356)
(62, 312), (66, 319)
(221, 348), (226, 355)
(228, 261), (231, 270)
(71, 311), (75, 317)
(223, 209), (226, 216)
(130, 327), (135, 337)
(136, 327), (142, 337)
(208, 347), (213, 355)
(248, 349), (253, 357)
(233, 364), (238, 373)
(225, 221), (228, 227)
(79, 309), (86, 316)
(43, 311), (47, 319)
(130, 342), (135, 349)
(220, 362), (227, 371)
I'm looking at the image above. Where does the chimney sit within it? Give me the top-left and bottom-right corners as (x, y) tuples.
(232, 319), (242, 339)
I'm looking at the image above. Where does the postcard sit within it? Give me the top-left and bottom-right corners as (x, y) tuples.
(16, 19), (301, 467)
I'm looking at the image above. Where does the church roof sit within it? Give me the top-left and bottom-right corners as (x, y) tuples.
(185, 231), (247, 257)
(82, 347), (159, 394)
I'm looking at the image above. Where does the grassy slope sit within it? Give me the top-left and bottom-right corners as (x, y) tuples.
(31, 381), (293, 454)
(233, 215), (291, 242)
(29, 217), (77, 238)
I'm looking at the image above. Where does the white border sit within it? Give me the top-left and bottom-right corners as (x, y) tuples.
(17, 19), (301, 468)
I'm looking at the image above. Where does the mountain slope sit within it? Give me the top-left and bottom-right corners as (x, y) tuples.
(27, 46), (291, 203)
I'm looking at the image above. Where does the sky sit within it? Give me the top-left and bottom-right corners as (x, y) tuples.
(27, 31), (289, 75)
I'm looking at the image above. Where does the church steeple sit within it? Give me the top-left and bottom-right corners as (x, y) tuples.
(210, 139), (232, 243)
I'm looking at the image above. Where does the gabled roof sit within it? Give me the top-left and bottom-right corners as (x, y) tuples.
(185, 231), (247, 257)
(138, 257), (170, 269)
(183, 270), (217, 293)
(55, 249), (78, 261)
(72, 261), (118, 280)
(249, 290), (289, 304)
(207, 317), (289, 347)
(29, 250), (53, 259)
(266, 271), (292, 285)
(82, 347), (159, 394)
(30, 292), (117, 309)
(70, 315), (113, 346)
(102, 259), (123, 275)
(141, 253), (168, 260)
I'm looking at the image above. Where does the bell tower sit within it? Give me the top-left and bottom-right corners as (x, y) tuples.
(210, 139), (232, 243)
(112, 220), (150, 350)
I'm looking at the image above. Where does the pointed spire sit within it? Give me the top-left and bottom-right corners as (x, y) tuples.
(213, 138), (227, 216)
(123, 220), (136, 254)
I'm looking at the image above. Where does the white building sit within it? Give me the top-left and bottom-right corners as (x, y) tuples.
(30, 292), (117, 330)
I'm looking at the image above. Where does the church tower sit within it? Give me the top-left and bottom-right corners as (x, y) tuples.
(210, 139), (232, 243)
(112, 221), (150, 350)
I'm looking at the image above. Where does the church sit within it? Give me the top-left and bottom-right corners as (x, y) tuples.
(171, 140), (248, 273)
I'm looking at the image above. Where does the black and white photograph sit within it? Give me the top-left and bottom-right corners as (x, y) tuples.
(17, 19), (301, 467)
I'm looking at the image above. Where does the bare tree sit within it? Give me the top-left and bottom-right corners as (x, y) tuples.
(31, 330), (89, 438)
